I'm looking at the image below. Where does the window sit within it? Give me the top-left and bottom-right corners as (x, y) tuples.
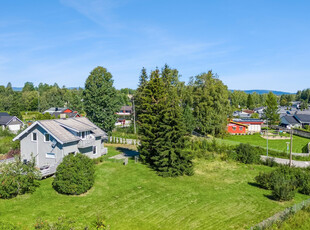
(68, 151), (75, 155)
(44, 133), (50, 142)
(232, 127), (236, 131)
(239, 127), (243, 131)
(32, 132), (37, 141)
(81, 131), (85, 139)
(93, 146), (97, 154)
(46, 152), (56, 158)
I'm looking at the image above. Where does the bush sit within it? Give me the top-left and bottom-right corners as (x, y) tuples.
(53, 153), (95, 195)
(255, 172), (273, 190)
(235, 143), (260, 164)
(0, 157), (40, 199)
(272, 176), (296, 201)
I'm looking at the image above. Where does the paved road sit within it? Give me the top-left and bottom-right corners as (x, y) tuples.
(261, 155), (310, 168)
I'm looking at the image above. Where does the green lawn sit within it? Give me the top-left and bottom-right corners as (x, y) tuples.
(220, 134), (310, 153)
(0, 146), (309, 229)
(269, 206), (310, 230)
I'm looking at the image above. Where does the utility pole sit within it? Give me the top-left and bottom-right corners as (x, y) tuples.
(266, 119), (268, 157)
(132, 97), (136, 134)
(289, 129), (293, 167)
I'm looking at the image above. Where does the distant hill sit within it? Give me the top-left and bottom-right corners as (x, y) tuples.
(12, 87), (22, 91)
(230, 89), (294, 95)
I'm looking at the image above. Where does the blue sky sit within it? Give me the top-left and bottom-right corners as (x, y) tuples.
(0, 0), (309, 92)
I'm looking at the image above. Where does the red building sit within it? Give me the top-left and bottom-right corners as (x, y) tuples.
(227, 121), (248, 134)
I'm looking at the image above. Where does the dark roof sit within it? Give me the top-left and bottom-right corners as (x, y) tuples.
(0, 112), (10, 116)
(281, 115), (300, 125)
(0, 115), (13, 125)
(294, 114), (310, 123)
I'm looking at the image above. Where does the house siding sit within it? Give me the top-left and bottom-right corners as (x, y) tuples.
(20, 125), (64, 167)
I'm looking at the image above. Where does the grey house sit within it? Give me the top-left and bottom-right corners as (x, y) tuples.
(0, 112), (24, 133)
(13, 117), (108, 175)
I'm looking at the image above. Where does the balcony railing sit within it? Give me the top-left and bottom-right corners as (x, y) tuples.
(78, 137), (95, 148)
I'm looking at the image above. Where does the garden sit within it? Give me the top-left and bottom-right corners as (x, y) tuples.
(0, 145), (309, 229)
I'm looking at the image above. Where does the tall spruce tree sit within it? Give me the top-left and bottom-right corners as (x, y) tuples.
(83, 66), (120, 133)
(135, 67), (149, 119)
(138, 67), (193, 177)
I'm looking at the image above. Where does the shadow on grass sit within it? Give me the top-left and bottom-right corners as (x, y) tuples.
(248, 182), (264, 189)
(264, 194), (277, 201)
(116, 147), (139, 158)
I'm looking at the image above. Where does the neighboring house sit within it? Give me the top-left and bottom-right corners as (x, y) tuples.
(232, 118), (264, 133)
(280, 115), (301, 129)
(0, 112), (24, 133)
(227, 121), (248, 135)
(254, 106), (265, 114)
(13, 117), (108, 174)
(294, 114), (310, 127)
(115, 105), (132, 127)
(43, 107), (80, 118)
(233, 110), (253, 118)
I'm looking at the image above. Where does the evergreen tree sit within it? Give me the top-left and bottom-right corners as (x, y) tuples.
(264, 92), (279, 124)
(135, 67), (149, 119)
(138, 67), (193, 177)
(247, 94), (254, 110)
(83, 66), (120, 133)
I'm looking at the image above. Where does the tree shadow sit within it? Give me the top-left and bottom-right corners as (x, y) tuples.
(116, 147), (139, 158)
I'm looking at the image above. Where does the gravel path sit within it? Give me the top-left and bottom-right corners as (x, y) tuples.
(261, 155), (310, 168)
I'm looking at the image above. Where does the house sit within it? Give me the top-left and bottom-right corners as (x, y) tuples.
(294, 113), (310, 127)
(232, 109), (255, 118)
(13, 117), (108, 175)
(280, 115), (301, 129)
(0, 112), (24, 133)
(43, 107), (80, 118)
(227, 121), (248, 134)
(115, 105), (132, 127)
(232, 118), (264, 133)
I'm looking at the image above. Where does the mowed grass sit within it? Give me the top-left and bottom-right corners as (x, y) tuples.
(220, 134), (310, 153)
(0, 146), (309, 229)
(269, 207), (310, 230)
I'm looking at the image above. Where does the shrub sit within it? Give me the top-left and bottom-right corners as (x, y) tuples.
(34, 216), (80, 229)
(0, 157), (40, 199)
(235, 143), (260, 164)
(255, 172), (273, 190)
(272, 176), (295, 201)
(53, 153), (95, 195)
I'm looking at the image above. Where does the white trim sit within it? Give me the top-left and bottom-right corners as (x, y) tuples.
(13, 121), (64, 144)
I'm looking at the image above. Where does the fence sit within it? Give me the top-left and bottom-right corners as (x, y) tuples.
(109, 136), (140, 145)
(249, 198), (310, 229)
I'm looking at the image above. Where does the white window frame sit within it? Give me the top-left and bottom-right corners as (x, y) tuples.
(44, 133), (50, 142)
(93, 146), (97, 154)
(31, 132), (37, 142)
(239, 126), (243, 131)
(232, 126), (236, 131)
(46, 152), (56, 159)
